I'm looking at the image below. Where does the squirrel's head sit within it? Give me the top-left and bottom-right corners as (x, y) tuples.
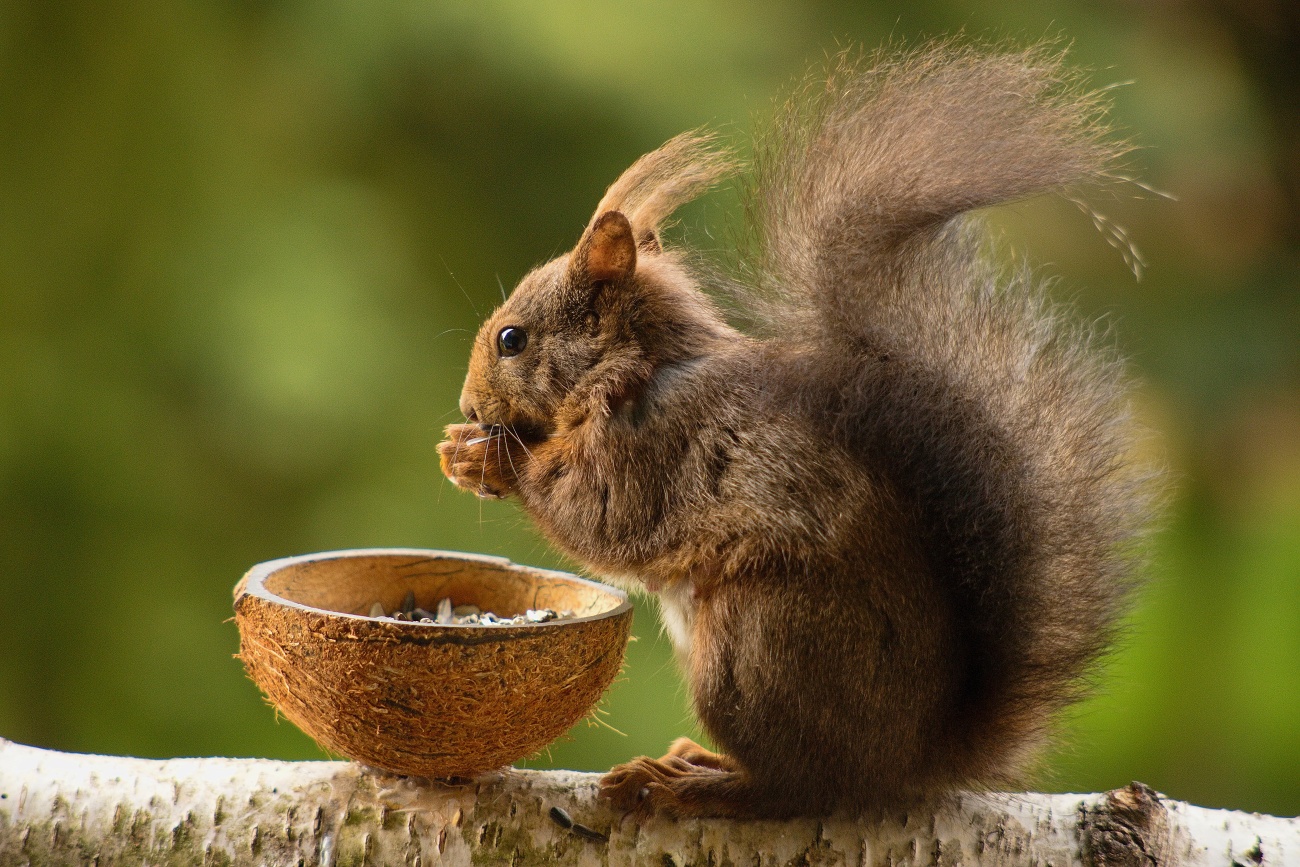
(458, 132), (738, 436)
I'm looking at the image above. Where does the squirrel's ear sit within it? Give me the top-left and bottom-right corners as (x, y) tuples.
(574, 211), (637, 285)
(636, 230), (661, 254)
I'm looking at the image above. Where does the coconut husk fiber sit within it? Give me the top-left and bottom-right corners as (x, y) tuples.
(233, 549), (632, 778)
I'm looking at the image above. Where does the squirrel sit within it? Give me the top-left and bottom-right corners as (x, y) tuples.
(437, 43), (1154, 819)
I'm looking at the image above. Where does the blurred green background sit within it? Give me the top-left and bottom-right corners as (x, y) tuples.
(2, 0), (1297, 817)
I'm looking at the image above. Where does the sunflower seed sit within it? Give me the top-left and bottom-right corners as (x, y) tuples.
(366, 600), (574, 626)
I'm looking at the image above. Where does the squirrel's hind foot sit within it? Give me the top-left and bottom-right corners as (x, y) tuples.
(663, 736), (736, 770)
(599, 740), (764, 819)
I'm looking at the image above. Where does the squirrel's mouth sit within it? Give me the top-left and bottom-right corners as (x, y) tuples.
(462, 397), (549, 442)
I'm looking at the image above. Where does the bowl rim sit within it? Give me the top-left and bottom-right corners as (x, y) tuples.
(235, 547), (633, 630)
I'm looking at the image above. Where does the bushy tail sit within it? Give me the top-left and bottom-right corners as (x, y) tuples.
(744, 41), (1134, 334)
(743, 43), (1157, 783)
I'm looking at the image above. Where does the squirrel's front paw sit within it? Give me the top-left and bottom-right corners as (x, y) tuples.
(438, 424), (519, 499)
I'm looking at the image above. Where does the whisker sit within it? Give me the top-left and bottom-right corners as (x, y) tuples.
(500, 430), (521, 486)
(496, 274), (509, 303)
(433, 327), (472, 343)
(504, 424), (535, 463)
(439, 254), (481, 319)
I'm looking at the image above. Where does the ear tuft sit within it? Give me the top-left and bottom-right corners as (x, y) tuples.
(577, 211), (637, 285)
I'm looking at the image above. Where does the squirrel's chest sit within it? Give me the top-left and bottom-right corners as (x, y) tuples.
(656, 580), (696, 658)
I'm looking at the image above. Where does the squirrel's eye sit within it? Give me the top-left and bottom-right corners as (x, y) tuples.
(497, 326), (528, 357)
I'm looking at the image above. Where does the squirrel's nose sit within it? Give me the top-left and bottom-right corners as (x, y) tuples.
(459, 394), (479, 423)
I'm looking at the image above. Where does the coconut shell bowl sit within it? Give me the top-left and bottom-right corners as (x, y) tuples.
(233, 548), (632, 778)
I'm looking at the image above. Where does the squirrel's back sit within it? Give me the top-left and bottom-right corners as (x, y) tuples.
(740, 43), (1155, 787)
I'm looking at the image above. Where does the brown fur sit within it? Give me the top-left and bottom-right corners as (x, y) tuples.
(438, 42), (1155, 819)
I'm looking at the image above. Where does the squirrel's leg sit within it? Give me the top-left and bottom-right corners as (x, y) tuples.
(438, 423), (527, 498)
(599, 585), (788, 819)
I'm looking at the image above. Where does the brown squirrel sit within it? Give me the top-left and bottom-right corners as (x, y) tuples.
(438, 43), (1154, 819)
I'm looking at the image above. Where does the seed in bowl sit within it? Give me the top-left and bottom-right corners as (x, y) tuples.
(370, 595), (572, 626)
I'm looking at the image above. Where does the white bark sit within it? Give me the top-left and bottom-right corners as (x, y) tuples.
(0, 737), (1295, 866)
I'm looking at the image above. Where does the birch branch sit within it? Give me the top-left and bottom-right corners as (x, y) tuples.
(0, 738), (1295, 866)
